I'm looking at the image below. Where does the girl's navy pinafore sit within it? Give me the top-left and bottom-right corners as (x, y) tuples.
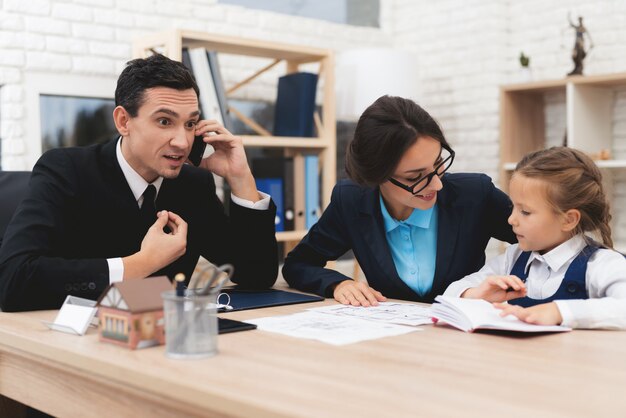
(507, 245), (599, 308)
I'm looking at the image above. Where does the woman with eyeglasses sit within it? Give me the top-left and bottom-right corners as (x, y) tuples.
(283, 95), (516, 305)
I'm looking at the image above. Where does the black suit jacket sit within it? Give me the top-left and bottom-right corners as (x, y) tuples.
(282, 174), (516, 303)
(0, 139), (278, 311)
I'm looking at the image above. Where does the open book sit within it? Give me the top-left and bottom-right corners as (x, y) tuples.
(431, 296), (571, 333)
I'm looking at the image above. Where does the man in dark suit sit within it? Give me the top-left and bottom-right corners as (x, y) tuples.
(0, 54), (278, 312)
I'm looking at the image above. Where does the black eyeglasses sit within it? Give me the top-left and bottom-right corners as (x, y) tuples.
(388, 145), (455, 195)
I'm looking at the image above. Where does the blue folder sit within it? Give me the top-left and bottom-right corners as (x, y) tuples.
(255, 177), (284, 232)
(219, 289), (324, 312)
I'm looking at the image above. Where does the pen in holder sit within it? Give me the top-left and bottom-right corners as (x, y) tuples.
(162, 264), (233, 359)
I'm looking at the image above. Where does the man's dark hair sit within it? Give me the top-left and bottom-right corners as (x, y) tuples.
(345, 95), (450, 188)
(115, 54), (200, 117)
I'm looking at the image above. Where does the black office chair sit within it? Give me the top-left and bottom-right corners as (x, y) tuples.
(0, 171), (30, 315)
(0, 171), (31, 247)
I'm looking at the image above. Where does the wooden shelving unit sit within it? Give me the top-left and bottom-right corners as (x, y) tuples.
(500, 72), (626, 251)
(133, 30), (336, 244)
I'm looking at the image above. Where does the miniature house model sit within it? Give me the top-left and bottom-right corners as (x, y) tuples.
(97, 276), (172, 349)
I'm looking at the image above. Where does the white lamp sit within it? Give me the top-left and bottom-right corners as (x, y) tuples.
(335, 48), (419, 121)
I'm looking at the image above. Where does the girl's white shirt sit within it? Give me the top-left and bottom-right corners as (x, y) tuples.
(444, 234), (626, 329)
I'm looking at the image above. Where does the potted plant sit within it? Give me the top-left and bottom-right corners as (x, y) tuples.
(519, 52), (532, 81)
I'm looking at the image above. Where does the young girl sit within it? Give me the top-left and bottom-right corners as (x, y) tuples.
(444, 147), (626, 329)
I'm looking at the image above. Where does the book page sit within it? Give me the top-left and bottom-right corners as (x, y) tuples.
(433, 296), (571, 333)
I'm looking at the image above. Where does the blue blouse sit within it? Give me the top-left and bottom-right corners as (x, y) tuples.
(380, 195), (438, 296)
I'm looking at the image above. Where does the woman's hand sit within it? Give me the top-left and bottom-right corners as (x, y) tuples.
(333, 280), (387, 307)
(493, 302), (563, 326)
(461, 275), (526, 302)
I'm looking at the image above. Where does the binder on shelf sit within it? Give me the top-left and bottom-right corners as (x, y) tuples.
(185, 47), (231, 201)
(206, 50), (232, 131)
(282, 158), (295, 231)
(181, 47), (193, 75)
(273, 72), (318, 137)
(304, 155), (320, 229)
(252, 157), (295, 231)
(293, 155), (306, 230)
(187, 47), (232, 131)
(255, 177), (284, 232)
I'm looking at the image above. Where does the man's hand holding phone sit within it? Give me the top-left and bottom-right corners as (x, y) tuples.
(192, 120), (260, 202)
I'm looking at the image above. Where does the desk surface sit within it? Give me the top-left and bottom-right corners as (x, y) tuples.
(1, 299), (626, 418)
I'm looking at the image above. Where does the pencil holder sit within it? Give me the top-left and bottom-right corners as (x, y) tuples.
(162, 290), (218, 359)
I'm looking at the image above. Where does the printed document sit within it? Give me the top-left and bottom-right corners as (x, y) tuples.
(246, 311), (418, 345)
(308, 302), (433, 326)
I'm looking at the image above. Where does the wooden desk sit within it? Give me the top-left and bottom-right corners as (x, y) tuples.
(1, 300), (626, 418)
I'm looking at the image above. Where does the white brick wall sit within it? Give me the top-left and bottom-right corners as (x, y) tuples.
(0, 0), (391, 171)
(391, 0), (626, 252)
(4, 0), (52, 16)
(1, 0), (625, 250)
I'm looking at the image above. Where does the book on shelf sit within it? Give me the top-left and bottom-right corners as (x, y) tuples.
(186, 47), (232, 130)
(273, 72), (318, 137)
(431, 296), (571, 333)
(181, 47), (194, 81)
(183, 47), (232, 201)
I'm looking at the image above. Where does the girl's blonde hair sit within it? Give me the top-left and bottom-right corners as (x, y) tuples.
(513, 146), (613, 248)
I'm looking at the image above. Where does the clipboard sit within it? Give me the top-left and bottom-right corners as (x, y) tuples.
(218, 288), (324, 312)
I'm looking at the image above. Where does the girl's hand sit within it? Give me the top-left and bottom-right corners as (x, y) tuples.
(493, 302), (563, 325)
(333, 280), (387, 307)
(461, 275), (526, 302)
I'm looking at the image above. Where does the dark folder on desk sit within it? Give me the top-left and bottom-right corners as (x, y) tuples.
(221, 289), (324, 312)
(218, 317), (257, 334)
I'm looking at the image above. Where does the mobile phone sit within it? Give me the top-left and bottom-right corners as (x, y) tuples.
(188, 134), (207, 166)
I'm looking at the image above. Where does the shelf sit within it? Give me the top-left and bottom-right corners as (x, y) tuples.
(276, 230), (307, 242)
(500, 72), (626, 251)
(596, 160), (626, 169)
(502, 162), (516, 171)
(501, 78), (566, 93)
(500, 72), (626, 177)
(181, 30), (330, 63)
(503, 159), (626, 171)
(134, 30), (337, 246)
(241, 135), (330, 149)
(501, 71), (626, 93)
(570, 72), (626, 88)
(134, 29), (330, 64)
